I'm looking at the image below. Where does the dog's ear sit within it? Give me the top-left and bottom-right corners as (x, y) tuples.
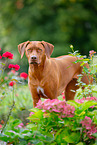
(41, 41), (54, 58)
(18, 41), (30, 58)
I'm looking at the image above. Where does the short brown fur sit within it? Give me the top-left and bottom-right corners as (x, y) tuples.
(18, 41), (91, 107)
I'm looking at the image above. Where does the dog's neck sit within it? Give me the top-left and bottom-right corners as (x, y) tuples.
(29, 55), (49, 81)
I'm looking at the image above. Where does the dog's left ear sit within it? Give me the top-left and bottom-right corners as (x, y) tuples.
(18, 41), (30, 58)
(41, 41), (54, 58)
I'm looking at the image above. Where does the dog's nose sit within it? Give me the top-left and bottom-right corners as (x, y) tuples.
(31, 55), (37, 60)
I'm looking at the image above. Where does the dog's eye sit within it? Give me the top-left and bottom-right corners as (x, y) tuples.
(27, 49), (32, 53)
(37, 48), (42, 53)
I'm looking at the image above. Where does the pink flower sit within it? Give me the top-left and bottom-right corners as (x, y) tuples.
(15, 94), (19, 97)
(0, 48), (1, 51)
(9, 81), (16, 86)
(36, 99), (75, 118)
(0, 124), (2, 128)
(62, 92), (65, 99)
(11, 70), (16, 74)
(0, 54), (2, 59)
(18, 123), (24, 128)
(80, 116), (97, 139)
(80, 116), (92, 128)
(7, 70), (17, 76)
(4, 77), (8, 80)
(2, 52), (13, 59)
(11, 70), (15, 74)
(8, 64), (20, 71)
(75, 97), (97, 108)
(89, 50), (96, 57)
(29, 112), (34, 116)
(20, 72), (28, 79)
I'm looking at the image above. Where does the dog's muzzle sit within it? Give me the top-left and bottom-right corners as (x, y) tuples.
(30, 55), (38, 64)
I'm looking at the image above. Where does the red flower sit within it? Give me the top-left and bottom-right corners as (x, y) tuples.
(0, 48), (1, 51)
(14, 64), (20, 71)
(2, 52), (13, 59)
(8, 64), (20, 71)
(0, 54), (2, 59)
(8, 64), (14, 68)
(9, 81), (16, 86)
(20, 72), (28, 79)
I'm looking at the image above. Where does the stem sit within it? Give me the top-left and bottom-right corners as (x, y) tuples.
(1, 101), (15, 133)
(1, 86), (15, 133)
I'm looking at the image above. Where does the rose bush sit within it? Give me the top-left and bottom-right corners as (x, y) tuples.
(0, 49), (29, 134)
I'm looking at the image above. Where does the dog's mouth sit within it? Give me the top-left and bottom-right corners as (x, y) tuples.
(29, 61), (41, 65)
(30, 61), (38, 64)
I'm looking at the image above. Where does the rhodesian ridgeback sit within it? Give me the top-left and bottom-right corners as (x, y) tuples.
(18, 41), (90, 107)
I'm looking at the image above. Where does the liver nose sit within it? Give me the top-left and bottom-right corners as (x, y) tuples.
(31, 55), (37, 60)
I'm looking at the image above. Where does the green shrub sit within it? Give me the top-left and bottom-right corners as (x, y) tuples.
(0, 48), (97, 144)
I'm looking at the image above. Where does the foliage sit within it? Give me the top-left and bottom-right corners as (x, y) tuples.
(0, 48), (97, 144)
(69, 47), (97, 100)
(0, 98), (97, 145)
(0, 0), (97, 72)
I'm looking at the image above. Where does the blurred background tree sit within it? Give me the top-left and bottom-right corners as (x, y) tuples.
(0, 0), (97, 72)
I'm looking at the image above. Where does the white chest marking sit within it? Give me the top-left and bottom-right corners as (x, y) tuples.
(37, 86), (48, 98)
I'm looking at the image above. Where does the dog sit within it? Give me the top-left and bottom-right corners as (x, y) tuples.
(18, 41), (91, 107)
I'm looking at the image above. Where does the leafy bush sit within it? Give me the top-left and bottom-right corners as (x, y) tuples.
(0, 98), (97, 144)
(0, 48), (97, 144)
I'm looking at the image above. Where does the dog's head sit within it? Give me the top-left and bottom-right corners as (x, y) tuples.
(18, 41), (54, 65)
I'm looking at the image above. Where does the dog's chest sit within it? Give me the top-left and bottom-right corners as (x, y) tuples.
(28, 76), (48, 98)
(37, 86), (48, 98)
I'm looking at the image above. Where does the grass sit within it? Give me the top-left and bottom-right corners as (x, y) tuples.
(0, 85), (33, 124)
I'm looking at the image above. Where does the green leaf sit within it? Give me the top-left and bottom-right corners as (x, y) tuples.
(32, 139), (41, 144)
(76, 142), (85, 145)
(83, 66), (89, 73)
(55, 129), (63, 139)
(50, 143), (57, 145)
(29, 108), (39, 112)
(63, 132), (80, 143)
(37, 142), (44, 145)
(92, 133), (97, 138)
(28, 110), (44, 122)
(0, 134), (12, 142)
(80, 62), (86, 66)
(76, 101), (97, 116)
(26, 123), (37, 131)
(67, 100), (79, 108)
(45, 135), (54, 143)
(12, 119), (22, 127)
(91, 69), (96, 74)
(5, 130), (24, 139)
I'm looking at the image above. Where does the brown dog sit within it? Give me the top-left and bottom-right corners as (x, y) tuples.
(18, 41), (90, 107)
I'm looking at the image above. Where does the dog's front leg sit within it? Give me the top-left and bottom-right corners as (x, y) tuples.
(33, 96), (40, 107)
(30, 88), (40, 107)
